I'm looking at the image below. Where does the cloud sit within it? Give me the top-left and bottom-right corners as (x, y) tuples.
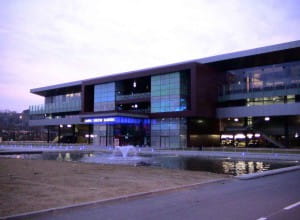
(0, 0), (300, 111)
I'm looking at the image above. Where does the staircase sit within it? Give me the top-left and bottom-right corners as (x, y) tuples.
(260, 132), (286, 148)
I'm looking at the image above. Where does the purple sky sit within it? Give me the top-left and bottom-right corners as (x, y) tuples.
(1, 0), (300, 112)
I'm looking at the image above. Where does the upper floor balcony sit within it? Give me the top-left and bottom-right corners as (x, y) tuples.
(29, 100), (81, 115)
(116, 92), (150, 102)
(219, 81), (300, 101)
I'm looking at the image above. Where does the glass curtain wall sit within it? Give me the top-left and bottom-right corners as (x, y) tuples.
(94, 82), (115, 112)
(45, 92), (81, 104)
(30, 92), (81, 114)
(93, 125), (114, 146)
(220, 61), (300, 96)
(151, 71), (189, 113)
(151, 118), (187, 148)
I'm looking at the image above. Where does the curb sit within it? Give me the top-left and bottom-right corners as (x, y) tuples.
(236, 165), (300, 180)
(0, 178), (227, 220)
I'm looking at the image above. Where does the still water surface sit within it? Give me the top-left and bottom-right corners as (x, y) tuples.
(2, 152), (297, 176)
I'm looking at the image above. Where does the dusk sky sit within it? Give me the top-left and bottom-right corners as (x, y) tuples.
(1, 0), (300, 112)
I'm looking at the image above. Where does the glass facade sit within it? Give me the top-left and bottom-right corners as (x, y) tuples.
(45, 92), (81, 104)
(29, 101), (81, 115)
(28, 41), (300, 148)
(246, 95), (296, 106)
(29, 92), (81, 114)
(219, 61), (300, 98)
(94, 82), (115, 112)
(151, 118), (187, 148)
(151, 71), (189, 113)
(93, 124), (114, 146)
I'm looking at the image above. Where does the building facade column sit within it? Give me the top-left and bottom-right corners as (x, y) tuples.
(284, 117), (289, 147)
(47, 126), (50, 143)
(58, 125), (61, 143)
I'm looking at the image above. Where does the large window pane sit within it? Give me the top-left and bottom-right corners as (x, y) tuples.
(94, 82), (115, 111)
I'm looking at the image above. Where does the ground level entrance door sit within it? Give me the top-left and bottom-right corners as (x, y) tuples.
(99, 136), (107, 146)
(160, 136), (169, 148)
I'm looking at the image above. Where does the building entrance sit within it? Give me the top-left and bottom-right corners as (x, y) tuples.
(90, 116), (150, 147)
(160, 136), (169, 148)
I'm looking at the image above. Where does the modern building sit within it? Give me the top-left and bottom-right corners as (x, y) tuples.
(29, 40), (300, 148)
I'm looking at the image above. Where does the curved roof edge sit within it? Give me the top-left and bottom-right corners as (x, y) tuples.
(30, 80), (82, 95)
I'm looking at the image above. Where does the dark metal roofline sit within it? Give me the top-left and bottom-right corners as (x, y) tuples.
(30, 80), (82, 96)
(196, 40), (300, 64)
(82, 61), (195, 85)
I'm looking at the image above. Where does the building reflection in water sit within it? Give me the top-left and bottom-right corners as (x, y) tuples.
(1, 152), (293, 176)
(55, 152), (93, 162)
(57, 153), (63, 161)
(222, 160), (272, 175)
(65, 152), (71, 161)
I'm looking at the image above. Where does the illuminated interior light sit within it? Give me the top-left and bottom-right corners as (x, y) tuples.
(264, 116), (270, 121)
(59, 124), (63, 128)
(254, 133), (261, 138)
(133, 81), (136, 88)
(103, 118), (115, 122)
(234, 118), (239, 122)
(234, 133), (246, 139)
(221, 134), (234, 139)
(84, 119), (92, 123)
(246, 134), (253, 139)
(67, 124), (72, 128)
(295, 133), (299, 138)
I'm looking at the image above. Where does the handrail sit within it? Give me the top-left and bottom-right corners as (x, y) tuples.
(116, 92), (150, 101)
(29, 100), (81, 115)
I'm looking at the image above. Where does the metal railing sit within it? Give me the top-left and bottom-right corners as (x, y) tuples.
(202, 147), (300, 154)
(116, 92), (150, 101)
(29, 100), (81, 115)
(219, 82), (300, 101)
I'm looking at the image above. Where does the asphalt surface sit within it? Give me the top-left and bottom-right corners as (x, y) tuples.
(14, 170), (300, 220)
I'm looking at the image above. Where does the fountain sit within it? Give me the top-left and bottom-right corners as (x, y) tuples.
(114, 146), (137, 158)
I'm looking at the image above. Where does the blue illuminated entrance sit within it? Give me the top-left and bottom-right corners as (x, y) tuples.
(87, 116), (150, 146)
(83, 116), (150, 125)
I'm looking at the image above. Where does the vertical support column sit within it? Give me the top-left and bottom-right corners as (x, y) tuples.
(245, 133), (249, 148)
(88, 124), (92, 144)
(47, 126), (50, 143)
(72, 125), (75, 143)
(105, 124), (108, 146)
(58, 125), (61, 143)
(284, 117), (289, 147)
(244, 117), (249, 148)
(219, 119), (223, 148)
(186, 118), (190, 148)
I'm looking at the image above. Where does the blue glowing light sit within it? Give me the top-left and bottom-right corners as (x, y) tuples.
(83, 116), (150, 125)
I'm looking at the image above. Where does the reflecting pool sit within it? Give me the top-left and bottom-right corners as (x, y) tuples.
(1, 152), (297, 176)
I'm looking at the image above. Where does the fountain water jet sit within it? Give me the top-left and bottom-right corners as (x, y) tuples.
(114, 146), (136, 158)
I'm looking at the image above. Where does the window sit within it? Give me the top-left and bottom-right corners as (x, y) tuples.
(151, 71), (189, 113)
(94, 83), (115, 112)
